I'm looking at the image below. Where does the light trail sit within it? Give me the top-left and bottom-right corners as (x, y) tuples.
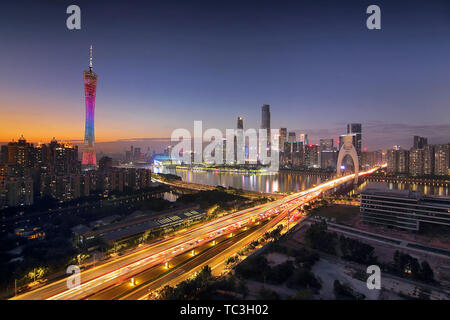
(12, 165), (384, 300)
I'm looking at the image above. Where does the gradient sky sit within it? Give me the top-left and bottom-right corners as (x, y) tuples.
(0, 0), (449, 152)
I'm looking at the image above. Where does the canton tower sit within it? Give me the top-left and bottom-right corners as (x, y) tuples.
(81, 45), (98, 166)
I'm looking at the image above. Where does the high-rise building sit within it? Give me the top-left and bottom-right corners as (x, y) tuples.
(7, 135), (34, 167)
(298, 134), (308, 146)
(347, 123), (362, 163)
(82, 45), (98, 167)
(413, 136), (428, 149)
(409, 148), (424, 176)
(305, 144), (319, 168)
(7, 135), (34, 176)
(361, 150), (382, 169)
(387, 147), (409, 174)
(319, 139), (333, 150)
(423, 145), (435, 175)
(281, 141), (303, 168)
(279, 128), (287, 153)
(288, 132), (296, 142)
(261, 104), (271, 146)
(235, 116), (244, 163)
(134, 147), (141, 162)
(320, 139), (337, 169)
(98, 156), (113, 174)
(54, 143), (79, 175)
(285, 132), (296, 154)
(0, 145), (8, 165)
(237, 116), (243, 130)
(6, 177), (33, 207)
(434, 144), (450, 176)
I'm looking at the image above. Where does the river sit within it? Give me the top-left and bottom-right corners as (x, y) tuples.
(153, 166), (448, 196)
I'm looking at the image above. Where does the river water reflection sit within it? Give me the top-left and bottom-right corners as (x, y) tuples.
(152, 166), (449, 196)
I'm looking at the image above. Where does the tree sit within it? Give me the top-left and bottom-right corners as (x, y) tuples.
(258, 286), (280, 300)
(304, 222), (337, 254)
(418, 261), (434, 283)
(293, 289), (314, 300)
(287, 267), (321, 291)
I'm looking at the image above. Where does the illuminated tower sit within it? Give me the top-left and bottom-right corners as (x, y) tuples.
(82, 45), (98, 166)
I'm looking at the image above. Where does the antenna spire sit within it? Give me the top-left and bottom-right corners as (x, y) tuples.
(89, 45), (93, 71)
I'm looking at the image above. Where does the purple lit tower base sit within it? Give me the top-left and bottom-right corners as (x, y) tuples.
(82, 148), (97, 168)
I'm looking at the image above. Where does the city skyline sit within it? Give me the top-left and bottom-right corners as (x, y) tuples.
(0, 0), (449, 149)
(0, 0), (449, 304)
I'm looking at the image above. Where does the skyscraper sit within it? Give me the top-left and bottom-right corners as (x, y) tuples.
(347, 123), (362, 163)
(261, 104), (271, 145)
(319, 138), (337, 169)
(387, 147), (409, 174)
(279, 128), (287, 153)
(235, 116), (244, 163)
(434, 144), (450, 176)
(409, 148), (424, 176)
(299, 133), (308, 146)
(237, 116), (243, 130)
(82, 45), (98, 167)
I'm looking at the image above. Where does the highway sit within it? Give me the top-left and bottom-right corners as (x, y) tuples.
(11, 166), (381, 300)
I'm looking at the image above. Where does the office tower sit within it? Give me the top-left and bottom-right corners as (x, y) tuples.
(125, 150), (132, 163)
(279, 128), (287, 153)
(235, 116), (244, 164)
(305, 144), (319, 168)
(320, 139), (337, 169)
(134, 147), (141, 162)
(237, 116), (243, 130)
(82, 45), (98, 167)
(261, 104), (271, 146)
(285, 132), (296, 154)
(222, 138), (227, 163)
(413, 136), (428, 149)
(299, 133), (308, 146)
(434, 144), (450, 176)
(288, 132), (296, 143)
(281, 141), (303, 168)
(319, 139), (333, 150)
(347, 123), (362, 163)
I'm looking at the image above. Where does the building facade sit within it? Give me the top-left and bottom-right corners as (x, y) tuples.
(361, 188), (450, 231)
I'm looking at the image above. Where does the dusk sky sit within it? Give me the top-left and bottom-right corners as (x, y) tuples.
(0, 0), (449, 152)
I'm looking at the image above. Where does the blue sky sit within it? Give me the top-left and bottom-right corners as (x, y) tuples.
(0, 0), (449, 151)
